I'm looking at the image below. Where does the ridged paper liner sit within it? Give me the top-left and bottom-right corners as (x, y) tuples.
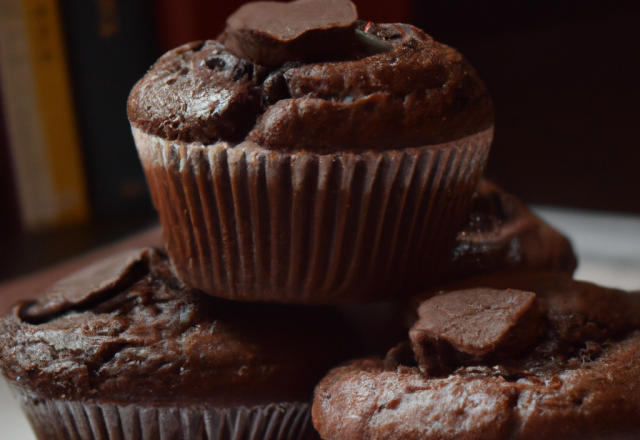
(10, 385), (317, 440)
(134, 127), (492, 303)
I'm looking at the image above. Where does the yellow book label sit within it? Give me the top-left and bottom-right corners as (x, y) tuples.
(22, 0), (90, 226)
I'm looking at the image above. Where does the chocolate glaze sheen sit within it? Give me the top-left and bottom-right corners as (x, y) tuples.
(410, 288), (544, 366)
(128, 2), (493, 153)
(127, 41), (264, 144)
(223, 0), (359, 66)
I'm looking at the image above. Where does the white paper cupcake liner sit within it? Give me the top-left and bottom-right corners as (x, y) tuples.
(10, 384), (317, 440)
(134, 127), (492, 303)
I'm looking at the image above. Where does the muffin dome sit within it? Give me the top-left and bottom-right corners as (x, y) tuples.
(128, 22), (493, 153)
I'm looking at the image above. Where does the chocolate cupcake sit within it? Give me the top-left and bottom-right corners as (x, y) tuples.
(127, 0), (494, 304)
(438, 180), (577, 282)
(313, 274), (640, 440)
(0, 248), (357, 440)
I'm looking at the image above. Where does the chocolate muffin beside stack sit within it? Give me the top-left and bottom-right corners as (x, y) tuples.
(313, 275), (640, 440)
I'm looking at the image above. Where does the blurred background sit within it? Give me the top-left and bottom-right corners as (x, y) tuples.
(0, 0), (639, 283)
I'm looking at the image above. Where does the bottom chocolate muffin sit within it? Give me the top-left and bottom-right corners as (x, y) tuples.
(0, 248), (357, 440)
(313, 273), (640, 440)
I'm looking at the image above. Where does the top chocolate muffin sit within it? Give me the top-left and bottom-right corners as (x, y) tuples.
(127, 0), (495, 303)
(128, 4), (492, 153)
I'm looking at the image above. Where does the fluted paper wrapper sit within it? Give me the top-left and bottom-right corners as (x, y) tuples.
(133, 127), (492, 303)
(10, 385), (317, 440)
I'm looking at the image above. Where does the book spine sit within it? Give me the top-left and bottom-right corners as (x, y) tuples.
(0, 66), (21, 235)
(152, 0), (201, 53)
(58, 0), (158, 219)
(0, 0), (90, 231)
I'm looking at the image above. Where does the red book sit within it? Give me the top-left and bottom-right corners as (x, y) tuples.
(153, 0), (246, 52)
(357, 0), (412, 24)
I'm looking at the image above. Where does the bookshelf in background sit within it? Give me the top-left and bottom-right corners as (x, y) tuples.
(356, 0), (412, 24)
(0, 0), (90, 232)
(152, 0), (243, 52)
(0, 70), (21, 236)
(58, 0), (159, 220)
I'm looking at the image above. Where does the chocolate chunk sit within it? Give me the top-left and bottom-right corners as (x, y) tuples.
(223, 0), (358, 66)
(22, 248), (154, 320)
(409, 332), (456, 377)
(382, 341), (417, 372)
(262, 69), (291, 105)
(354, 28), (393, 56)
(410, 288), (544, 371)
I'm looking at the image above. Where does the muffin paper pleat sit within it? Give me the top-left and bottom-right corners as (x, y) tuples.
(134, 127), (492, 303)
(10, 385), (317, 440)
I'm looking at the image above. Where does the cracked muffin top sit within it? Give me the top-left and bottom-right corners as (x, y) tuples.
(127, 8), (493, 153)
(0, 248), (356, 406)
(313, 273), (640, 440)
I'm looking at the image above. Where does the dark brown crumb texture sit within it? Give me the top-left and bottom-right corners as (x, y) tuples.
(0, 249), (357, 406)
(439, 180), (577, 281)
(313, 274), (640, 440)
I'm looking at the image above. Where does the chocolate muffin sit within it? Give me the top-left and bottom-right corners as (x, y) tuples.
(0, 248), (357, 440)
(127, 0), (494, 304)
(438, 180), (577, 282)
(313, 274), (640, 440)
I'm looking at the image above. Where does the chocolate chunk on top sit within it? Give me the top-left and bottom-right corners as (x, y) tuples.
(223, 0), (359, 66)
(410, 288), (544, 373)
(422, 272), (640, 341)
(21, 248), (154, 321)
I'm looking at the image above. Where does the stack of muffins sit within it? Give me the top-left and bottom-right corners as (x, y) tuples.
(2, 0), (640, 439)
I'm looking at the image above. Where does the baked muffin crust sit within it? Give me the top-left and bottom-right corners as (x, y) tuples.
(439, 180), (577, 282)
(128, 22), (493, 153)
(0, 249), (355, 406)
(313, 275), (640, 440)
